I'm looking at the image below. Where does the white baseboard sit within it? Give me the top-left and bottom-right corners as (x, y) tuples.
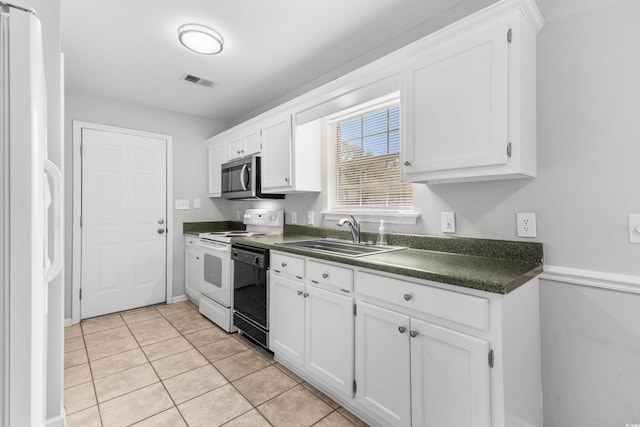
(541, 265), (640, 295)
(172, 294), (188, 303)
(64, 318), (73, 327)
(46, 405), (66, 427)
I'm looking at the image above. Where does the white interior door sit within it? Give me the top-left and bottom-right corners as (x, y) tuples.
(81, 128), (167, 319)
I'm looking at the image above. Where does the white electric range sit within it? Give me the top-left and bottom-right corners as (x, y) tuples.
(196, 209), (283, 332)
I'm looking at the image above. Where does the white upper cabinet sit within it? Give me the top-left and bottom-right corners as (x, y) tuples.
(261, 112), (321, 194)
(226, 125), (262, 161)
(401, 1), (543, 183)
(207, 138), (226, 197)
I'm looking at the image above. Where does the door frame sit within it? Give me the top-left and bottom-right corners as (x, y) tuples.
(71, 121), (174, 324)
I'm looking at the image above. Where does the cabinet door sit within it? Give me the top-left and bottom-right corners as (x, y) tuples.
(184, 246), (202, 301)
(269, 273), (305, 365)
(226, 133), (244, 160)
(355, 302), (411, 427)
(305, 286), (354, 397)
(402, 19), (509, 178)
(410, 318), (491, 427)
(208, 141), (226, 197)
(261, 113), (293, 192)
(242, 127), (262, 156)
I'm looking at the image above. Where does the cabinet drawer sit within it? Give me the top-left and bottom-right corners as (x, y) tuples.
(271, 252), (305, 279)
(356, 271), (488, 331)
(307, 260), (354, 293)
(185, 235), (199, 246)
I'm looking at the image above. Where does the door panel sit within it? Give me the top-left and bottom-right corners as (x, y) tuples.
(81, 128), (167, 319)
(269, 274), (305, 365)
(410, 318), (491, 427)
(355, 302), (411, 427)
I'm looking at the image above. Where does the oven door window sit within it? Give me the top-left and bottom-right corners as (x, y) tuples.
(202, 252), (231, 307)
(233, 260), (267, 327)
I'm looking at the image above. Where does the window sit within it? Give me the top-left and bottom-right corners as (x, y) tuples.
(331, 102), (412, 210)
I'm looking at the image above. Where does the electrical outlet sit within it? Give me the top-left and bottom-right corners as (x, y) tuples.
(290, 211), (297, 224)
(307, 211), (315, 225)
(516, 213), (537, 237)
(235, 210), (240, 220)
(193, 198), (201, 208)
(441, 212), (456, 233)
(175, 199), (190, 210)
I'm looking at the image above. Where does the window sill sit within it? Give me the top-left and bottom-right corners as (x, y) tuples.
(322, 210), (420, 225)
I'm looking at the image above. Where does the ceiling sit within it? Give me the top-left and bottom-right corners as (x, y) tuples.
(61, 0), (593, 126)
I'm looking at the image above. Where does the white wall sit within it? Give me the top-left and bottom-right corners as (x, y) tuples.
(212, 1), (640, 424)
(64, 90), (228, 318)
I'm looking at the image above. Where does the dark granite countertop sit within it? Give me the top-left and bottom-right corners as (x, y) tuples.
(183, 222), (543, 295)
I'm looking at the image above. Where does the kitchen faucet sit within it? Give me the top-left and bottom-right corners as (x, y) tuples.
(337, 214), (360, 244)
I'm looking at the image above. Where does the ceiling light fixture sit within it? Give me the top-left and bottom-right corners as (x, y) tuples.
(178, 23), (224, 55)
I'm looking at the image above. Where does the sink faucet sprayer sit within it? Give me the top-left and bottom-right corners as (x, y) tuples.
(337, 214), (360, 244)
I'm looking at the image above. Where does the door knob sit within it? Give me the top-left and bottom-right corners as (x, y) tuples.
(158, 219), (165, 224)
(403, 293), (412, 301)
(410, 330), (419, 338)
(158, 228), (165, 234)
(404, 161), (411, 166)
(398, 326), (406, 334)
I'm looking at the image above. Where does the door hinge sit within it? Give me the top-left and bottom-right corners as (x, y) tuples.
(352, 380), (357, 394)
(80, 142), (83, 156)
(507, 28), (512, 44)
(353, 304), (357, 317)
(79, 288), (82, 300)
(488, 349), (494, 368)
(507, 142), (512, 158)
(80, 216), (83, 228)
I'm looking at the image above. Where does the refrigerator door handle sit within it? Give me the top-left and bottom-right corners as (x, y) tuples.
(44, 159), (63, 282)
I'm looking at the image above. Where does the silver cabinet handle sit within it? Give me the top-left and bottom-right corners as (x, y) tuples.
(403, 293), (412, 301)
(281, 262), (287, 268)
(297, 290), (303, 296)
(398, 326), (406, 334)
(284, 177), (289, 182)
(303, 292), (309, 298)
(158, 228), (165, 234)
(404, 160), (411, 166)
(410, 330), (418, 338)
(158, 219), (165, 224)
(322, 273), (329, 279)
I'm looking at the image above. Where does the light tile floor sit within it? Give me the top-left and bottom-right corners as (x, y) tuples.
(64, 301), (369, 427)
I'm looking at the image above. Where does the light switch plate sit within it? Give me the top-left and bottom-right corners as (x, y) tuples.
(629, 214), (640, 243)
(290, 211), (297, 224)
(441, 212), (456, 233)
(175, 199), (190, 210)
(516, 213), (537, 237)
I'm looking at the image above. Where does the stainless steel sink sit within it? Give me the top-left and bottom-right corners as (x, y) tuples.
(277, 239), (405, 257)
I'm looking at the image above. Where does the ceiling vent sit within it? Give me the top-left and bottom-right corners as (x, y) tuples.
(181, 73), (216, 88)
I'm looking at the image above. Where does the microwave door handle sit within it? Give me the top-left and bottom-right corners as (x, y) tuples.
(240, 164), (248, 191)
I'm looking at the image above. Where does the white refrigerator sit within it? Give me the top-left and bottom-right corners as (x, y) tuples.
(0, 2), (63, 426)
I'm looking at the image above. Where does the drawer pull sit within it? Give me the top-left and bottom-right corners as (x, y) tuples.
(410, 330), (419, 338)
(297, 290), (303, 296)
(281, 262), (287, 268)
(403, 293), (412, 301)
(398, 326), (406, 334)
(322, 273), (329, 279)
(311, 280), (319, 284)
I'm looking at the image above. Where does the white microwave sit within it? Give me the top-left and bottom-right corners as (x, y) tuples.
(221, 155), (284, 200)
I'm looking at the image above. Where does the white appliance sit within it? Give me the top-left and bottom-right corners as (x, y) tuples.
(0, 3), (63, 426)
(197, 209), (283, 332)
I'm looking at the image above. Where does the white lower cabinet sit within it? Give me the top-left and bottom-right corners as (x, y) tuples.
(269, 253), (354, 398)
(269, 251), (542, 427)
(355, 302), (411, 427)
(184, 236), (203, 302)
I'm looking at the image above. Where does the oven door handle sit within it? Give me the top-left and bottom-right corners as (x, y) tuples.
(197, 242), (230, 252)
(240, 164), (249, 191)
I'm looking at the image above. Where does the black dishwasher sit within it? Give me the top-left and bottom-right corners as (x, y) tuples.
(232, 243), (270, 349)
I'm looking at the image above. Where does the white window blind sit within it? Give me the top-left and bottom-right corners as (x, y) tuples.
(332, 103), (412, 210)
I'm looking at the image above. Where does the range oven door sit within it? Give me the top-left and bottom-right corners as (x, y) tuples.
(198, 240), (232, 307)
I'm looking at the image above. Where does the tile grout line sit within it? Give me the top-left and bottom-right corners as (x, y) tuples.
(81, 317), (108, 426)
